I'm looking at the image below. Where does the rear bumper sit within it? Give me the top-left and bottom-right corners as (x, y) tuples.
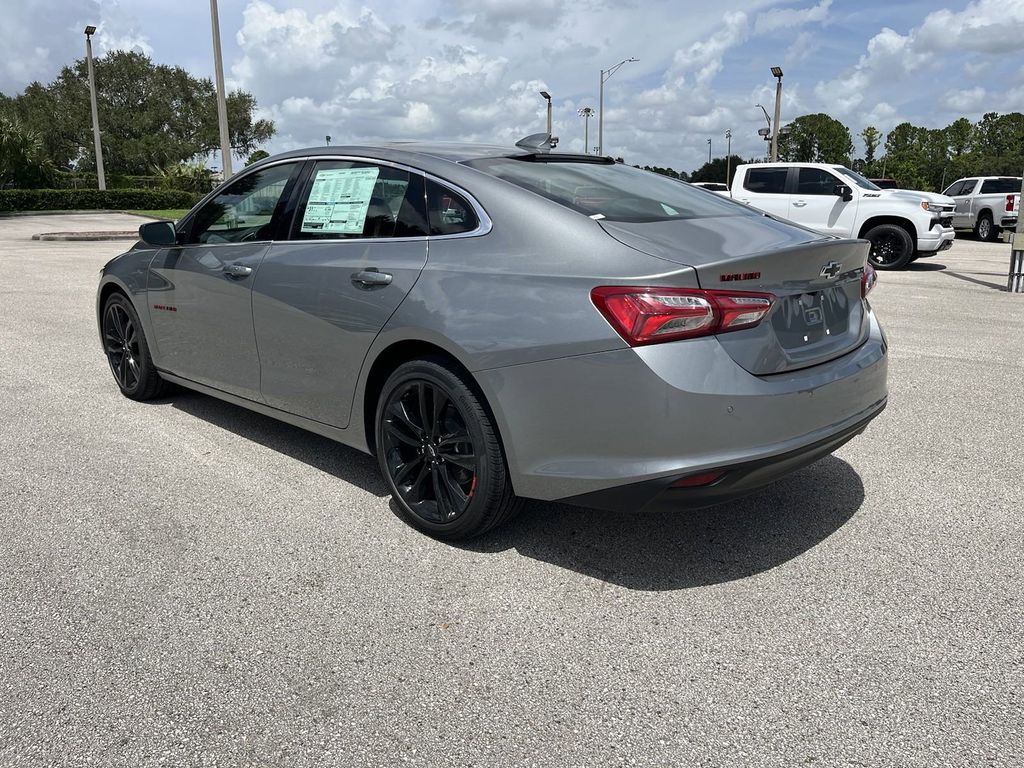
(563, 404), (883, 512)
(476, 309), (888, 503)
(917, 224), (956, 253)
(1001, 216), (1017, 229)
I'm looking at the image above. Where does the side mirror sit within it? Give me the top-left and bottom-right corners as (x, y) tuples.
(139, 220), (177, 247)
(834, 184), (854, 202)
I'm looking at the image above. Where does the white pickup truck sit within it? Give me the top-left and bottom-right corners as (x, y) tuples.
(730, 162), (956, 270)
(941, 176), (1021, 241)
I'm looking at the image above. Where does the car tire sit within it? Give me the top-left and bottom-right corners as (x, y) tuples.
(376, 359), (522, 540)
(102, 292), (168, 401)
(865, 223), (915, 270)
(975, 213), (998, 242)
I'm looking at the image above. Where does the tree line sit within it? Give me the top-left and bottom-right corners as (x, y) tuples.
(685, 111), (1024, 192)
(0, 50), (274, 187)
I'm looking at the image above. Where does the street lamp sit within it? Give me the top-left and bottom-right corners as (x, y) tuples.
(577, 106), (594, 154)
(209, 0), (233, 178)
(598, 57), (637, 156)
(725, 129), (732, 186)
(770, 66), (784, 162)
(83, 25), (106, 190)
(325, 135), (331, 146)
(539, 90), (552, 135)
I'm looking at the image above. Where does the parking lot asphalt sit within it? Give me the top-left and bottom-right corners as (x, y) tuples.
(1, 214), (1021, 767)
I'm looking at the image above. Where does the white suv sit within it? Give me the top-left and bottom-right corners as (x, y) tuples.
(730, 162), (956, 270)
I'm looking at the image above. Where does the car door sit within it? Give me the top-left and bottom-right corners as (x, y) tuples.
(789, 167), (859, 237)
(252, 158), (430, 428)
(148, 161), (302, 400)
(947, 179), (977, 227)
(736, 167), (790, 219)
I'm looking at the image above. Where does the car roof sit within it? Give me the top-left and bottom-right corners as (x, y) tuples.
(264, 142), (541, 165)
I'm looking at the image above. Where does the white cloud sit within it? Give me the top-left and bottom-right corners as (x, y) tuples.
(942, 86), (987, 111)
(755, 0), (831, 34)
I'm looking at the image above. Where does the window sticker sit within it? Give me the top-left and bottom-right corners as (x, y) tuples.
(301, 167), (380, 234)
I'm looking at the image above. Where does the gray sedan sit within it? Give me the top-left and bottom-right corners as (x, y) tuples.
(97, 141), (888, 540)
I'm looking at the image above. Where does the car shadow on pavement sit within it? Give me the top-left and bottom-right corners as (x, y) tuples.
(905, 261), (947, 271)
(169, 390), (389, 497)
(459, 456), (864, 591)
(938, 270), (1007, 291)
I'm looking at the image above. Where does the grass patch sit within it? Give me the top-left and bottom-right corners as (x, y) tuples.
(128, 209), (189, 220)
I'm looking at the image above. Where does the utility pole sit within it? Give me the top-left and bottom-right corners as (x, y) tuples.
(770, 66), (784, 162)
(83, 26), (105, 190)
(577, 107), (594, 154)
(210, 0), (232, 178)
(539, 91), (552, 135)
(598, 57), (637, 156)
(725, 129), (732, 186)
(707, 138), (712, 165)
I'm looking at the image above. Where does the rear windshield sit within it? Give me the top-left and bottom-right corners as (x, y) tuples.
(980, 178), (1022, 194)
(463, 156), (743, 223)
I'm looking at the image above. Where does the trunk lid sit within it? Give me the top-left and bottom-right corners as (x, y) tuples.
(600, 214), (871, 375)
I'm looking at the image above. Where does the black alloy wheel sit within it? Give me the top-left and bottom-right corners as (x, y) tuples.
(376, 359), (521, 539)
(865, 223), (914, 270)
(104, 302), (142, 393)
(102, 293), (166, 400)
(381, 379), (478, 524)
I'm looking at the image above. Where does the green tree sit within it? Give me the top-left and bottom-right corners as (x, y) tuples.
(777, 113), (854, 164)
(0, 50), (274, 176)
(245, 149), (270, 166)
(689, 155), (747, 184)
(860, 126), (881, 166)
(0, 115), (55, 187)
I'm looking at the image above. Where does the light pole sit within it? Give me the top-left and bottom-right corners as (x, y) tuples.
(770, 66), (784, 162)
(577, 107), (594, 154)
(598, 57), (637, 156)
(210, 0), (232, 178)
(83, 25), (105, 191)
(707, 138), (712, 165)
(325, 135), (331, 146)
(539, 91), (552, 135)
(725, 129), (732, 186)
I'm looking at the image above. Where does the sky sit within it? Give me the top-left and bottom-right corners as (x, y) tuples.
(4, 0), (1024, 172)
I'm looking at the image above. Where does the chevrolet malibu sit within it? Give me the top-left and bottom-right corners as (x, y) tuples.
(97, 141), (888, 540)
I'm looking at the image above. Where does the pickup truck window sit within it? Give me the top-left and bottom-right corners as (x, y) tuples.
(744, 168), (787, 194)
(980, 178), (1022, 194)
(833, 166), (881, 191)
(797, 168), (842, 196)
(943, 181), (968, 196)
(957, 179), (979, 195)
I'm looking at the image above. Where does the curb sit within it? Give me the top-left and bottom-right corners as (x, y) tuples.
(32, 231), (140, 242)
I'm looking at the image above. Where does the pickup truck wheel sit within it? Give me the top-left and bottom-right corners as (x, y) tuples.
(865, 224), (914, 270)
(975, 213), (998, 242)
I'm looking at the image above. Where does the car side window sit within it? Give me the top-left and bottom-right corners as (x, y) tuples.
(184, 163), (298, 245)
(959, 179), (979, 195)
(425, 179), (479, 236)
(744, 168), (788, 194)
(291, 161), (428, 240)
(796, 168), (842, 196)
(942, 181), (964, 196)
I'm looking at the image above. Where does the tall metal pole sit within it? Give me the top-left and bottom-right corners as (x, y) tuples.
(546, 99), (552, 135)
(584, 114), (589, 154)
(210, 0), (232, 178)
(84, 28), (105, 191)
(771, 70), (783, 162)
(597, 57), (637, 156)
(725, 130), (732, 186)
(707, 138), (712, 165)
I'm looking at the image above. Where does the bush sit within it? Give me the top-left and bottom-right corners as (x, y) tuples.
(0, 187), (200, 212)
(153, 162), (215, 194)
(52, 172), (162, 190)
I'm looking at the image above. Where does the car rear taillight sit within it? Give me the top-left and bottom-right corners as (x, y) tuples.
(861, 263), (877, 298)
(590, 286), (775, 346)
(1008, 194), (1016, 212)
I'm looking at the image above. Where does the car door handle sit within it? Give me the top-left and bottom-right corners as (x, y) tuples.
(792, 201), (807, 207)
(352, 269), (393, 287)
(224, 264), (253, 278)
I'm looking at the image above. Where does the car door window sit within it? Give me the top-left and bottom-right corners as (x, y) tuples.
(425, 179), (479, 235)
(959, 179), (979, 196)
(796, 168), (842, 196)
(291, 161), (428, 240)
(184, 162), (298, 245)
(743, 168), (787, 194)
(943, 181), (966, 196)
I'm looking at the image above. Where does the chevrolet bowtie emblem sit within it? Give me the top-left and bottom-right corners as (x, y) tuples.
(819, 261), (842, 279)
